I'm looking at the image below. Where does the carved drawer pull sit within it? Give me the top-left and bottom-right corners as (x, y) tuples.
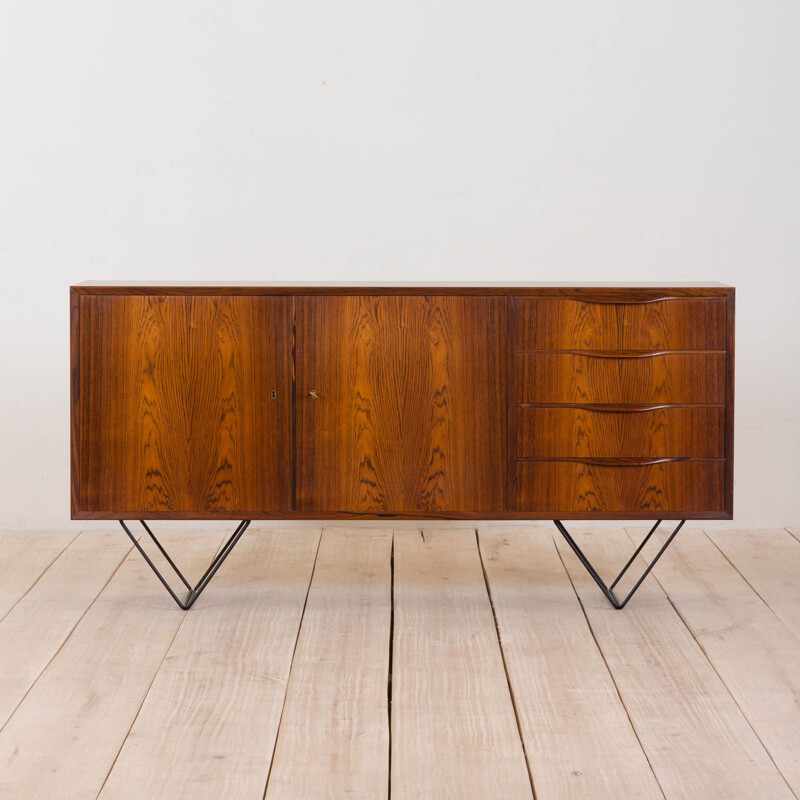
(542, 403), (701, 412)
(558, 349), (722, 359)
(533, 456), (724, 466)
(558, 294), (685, 304)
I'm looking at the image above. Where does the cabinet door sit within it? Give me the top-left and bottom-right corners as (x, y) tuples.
(77, 295), (292, 515)
(296, 295), (506, 513)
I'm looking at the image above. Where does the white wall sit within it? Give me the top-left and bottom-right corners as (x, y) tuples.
(1, 1), (798, 529)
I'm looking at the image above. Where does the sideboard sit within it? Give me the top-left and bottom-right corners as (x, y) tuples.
(70, 282), (735, 608)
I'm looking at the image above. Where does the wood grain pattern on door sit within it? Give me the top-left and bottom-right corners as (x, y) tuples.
(77, 295), (292, 515)
(296, 295), (506, 513)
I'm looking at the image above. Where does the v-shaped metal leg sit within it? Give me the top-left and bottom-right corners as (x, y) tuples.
(554, 519), (685, 609)
(120, 519), (251, 610)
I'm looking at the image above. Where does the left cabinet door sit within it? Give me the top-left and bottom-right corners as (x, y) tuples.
(73, 294), (293, 517)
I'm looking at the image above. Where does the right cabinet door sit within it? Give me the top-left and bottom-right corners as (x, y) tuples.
(296, 295), (506, 514)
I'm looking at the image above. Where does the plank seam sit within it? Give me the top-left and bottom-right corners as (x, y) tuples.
(0, 531), (80, 625)
(624, 527), (798, 800)
(0, 535), (134, 734)
(475, 528), (538, 800)
(552, 530), (668, 800)
(92, 530), (233, 798)
(702, 528), (800, 648)
(94, 617), (186, 800)
(261, 528), (324, 800)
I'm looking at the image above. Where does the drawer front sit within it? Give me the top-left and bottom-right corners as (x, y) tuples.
(517, 406), (724, 458)
(516, 352), (725, 404)
(515, 297), (726, 350)
(516, 460), (725, 513)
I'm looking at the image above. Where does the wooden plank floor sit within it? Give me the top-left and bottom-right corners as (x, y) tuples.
(1, 526), (800, 799)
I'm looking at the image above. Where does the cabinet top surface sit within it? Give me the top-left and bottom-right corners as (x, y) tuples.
(72, 281), (733, 296)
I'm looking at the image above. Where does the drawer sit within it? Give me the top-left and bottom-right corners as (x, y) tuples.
(516, 352), (725, 404)
(515, 297), (726, 350)
(516, 405), (724, 458)
(516, 460), (725, 513)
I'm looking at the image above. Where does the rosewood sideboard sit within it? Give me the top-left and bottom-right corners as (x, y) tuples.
(70, 282), (735, 608)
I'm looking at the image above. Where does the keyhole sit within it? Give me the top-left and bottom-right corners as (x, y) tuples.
(270, 389), (277, 399)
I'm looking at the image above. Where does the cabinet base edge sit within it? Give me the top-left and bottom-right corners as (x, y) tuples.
(72, 510), (733, 521)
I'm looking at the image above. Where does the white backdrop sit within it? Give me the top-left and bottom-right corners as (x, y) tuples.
(1, 1), (798, 529)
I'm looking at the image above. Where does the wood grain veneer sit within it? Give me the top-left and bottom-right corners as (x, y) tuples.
(515, 297), (726, 350)
(516, 460), (725, 513)
(76, 294), (292, 515)
(72, 282), (732, 298)
(70, 283), (735, 520)
(295, 295), (506, 513)
(516, 352), (726, 404)
(516, 405), (725, 458)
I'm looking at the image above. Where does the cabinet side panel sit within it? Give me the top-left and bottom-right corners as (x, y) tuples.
(725, 289), (735, 516)
(505, 297), (518, 509)
(76, 295), (292, 515)
(296, 295), (506, 513)
(70, 290), (81, 517)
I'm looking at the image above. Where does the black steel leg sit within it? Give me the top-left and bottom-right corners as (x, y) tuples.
(554, 519), (685, 609)
(119, 519), (252, 610)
